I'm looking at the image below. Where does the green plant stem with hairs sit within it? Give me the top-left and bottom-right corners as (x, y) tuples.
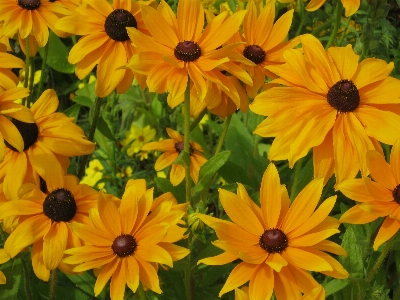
(338, 16), (352, 46)
(37, 42), (49, 98)
(326, 1), (344, 49)
(49, 269), (57, 300)
(22, 38), (31, 106)
(27, 59), (35, 106)
(190, 108), (207, 132)
(138, 282), (147, 300)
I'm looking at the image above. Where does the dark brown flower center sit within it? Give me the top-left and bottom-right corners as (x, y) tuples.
(259, 228), (288, 253)
(327, 80), (360, 112)
(112, 234), (137, 257)
(174, 41), (201, 62)
(104, 9), (137, 41)
(43, 188), (77, 222)
(18, 0), (41, 10)
(243, 45), (266, 65)
(174, 141), (194, 155)
(5, 119), (39, 152)
(393, 185), (400, 204)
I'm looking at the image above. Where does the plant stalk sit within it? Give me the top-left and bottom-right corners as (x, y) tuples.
(49, 269), (57, 300)
(325, 1), (343, 49)
(37, 42), (49, 98)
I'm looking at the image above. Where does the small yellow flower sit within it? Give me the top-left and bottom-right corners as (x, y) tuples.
(80, 159), (106, 191)
(121, 124), (156, 156)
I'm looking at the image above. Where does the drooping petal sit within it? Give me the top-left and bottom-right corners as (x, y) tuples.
(373, 217), (400, 250)
(43, 222), (69, 270)
(249, 265), (274, 300)
(94, 259), (119, 296)
(219, 262), (256, 297)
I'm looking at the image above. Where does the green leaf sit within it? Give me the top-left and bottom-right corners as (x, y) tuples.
(38, 31), (75, 74)
(173, 151), (191, 168)
(340, 225), (364, 278)
(63, 104), (81, 121)
(193, 151), (230, 196)
(0, 258), (23, 300)
(155, 177), (186, 203)
(96, 115), (117, 142)
(218, 161), (253, 186)
(324, 279), (350, 296)
(72, 95), (93, 108)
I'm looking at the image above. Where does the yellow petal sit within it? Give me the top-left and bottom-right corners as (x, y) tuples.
(219, 262), (256, 297)
(198, 251), (237, 265)
(265, 253), (288, 272)
(94, 259), (120, 296)
(340, 204), (379, 224)
(43, 222), (68, 270)
(366, 150), (396, 189)
(282, 247), (332, 272)
(352, 58), (393, 89)
(327, 44), (359, 80)
(373, 217), (400, 250)
(260, 163), (281, 229)
(249, 264), (274, 300)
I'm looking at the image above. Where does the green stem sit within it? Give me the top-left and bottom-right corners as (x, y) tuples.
(183, 81), (191, 206)
(325, 1), (343, 49)
(20, 258), (32, 300)
(77, 97), (102, 179)
(37, 42), (49, 98)
(22, 37), (30, 106)
(213, 115), (231, 156)
(49, 269), (57, 300)
(189, 108), (207, 132)
(296, 11), (309, 37)
(27, 59), (35, 106)
(365, 234), (396, 283)
(290, 158), (304, 201)
(138, 282), (147, 300)
(338, 16), (352, 46)
(393, 281), (400, 300)
(311, 20), (333, 37)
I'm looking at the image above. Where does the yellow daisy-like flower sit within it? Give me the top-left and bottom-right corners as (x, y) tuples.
(56, 0), (149, 97)
(231, 0), (297, 98)
(80, 159), (106, 191)
(235, 285), (325, 300)
(0, 175), (98, 281)
(250, 34), (400, 185)
(0, 0), (70, 47)
(198, 163), (348, 299)
(338, 138), (400, 250)
(63, 180), (189, 298)
(121, 124), (156, 156)
(0, 45), (25, 91)
(307, 0), (359, 17)
(0, 89), (95, 200)
(141, 128), (207, 186)
(126, 0), (247, 108)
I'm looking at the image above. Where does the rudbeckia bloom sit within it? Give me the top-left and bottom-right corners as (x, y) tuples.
(56, 0), (149, 97)
(0, 175), (98, 281)
(0, 46), (25, 91)
(339, 138), (400, 250)
(126, 0), (247, 108)
(0, 0), (70, 47)
(198, 163), (348, 299)
(0, 89), (95, 200)
(231, 0), (297, 98)
(307, 0), (359, 17)
(63, 180), (189, 298)
(141, 128), (207, 186)
(250, 34), (400, 185)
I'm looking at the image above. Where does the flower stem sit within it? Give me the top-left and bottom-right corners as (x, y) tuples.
(183, 80), (191, 206)
(77, 97), (102, 179)
(49, 269), (57, 300)
(365, 234), (396, 283)
(27, 59), (35, 106)
(213, 115), (231, 156)
(338, 16), (352, 46)
(37, 42), (49, 98)
(20, 258), (32, 300)
(311, 20), (333, 37)
(325, 1), (343, 49)
(295, 0), (308, 37)
(190, 108), (207, 132)
(22, 37), (31, 106)
(290, 158), (304, 201)
(138, 282), (147, 300)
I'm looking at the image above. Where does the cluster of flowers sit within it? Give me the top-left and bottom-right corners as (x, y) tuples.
(0, 0), (399, 299)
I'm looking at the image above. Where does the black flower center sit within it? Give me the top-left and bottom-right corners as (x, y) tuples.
(5, 119), (39, 152)
(174, 41), (201, 62)
(243, 45), (266, 65)
(327, 80), (360, 113)
(174, 141), (194, 155)
(259, 228), (288, 253)
(18, 0), (41, 10)
(104, 9), (137, 41)
(112, 234), (137, 257)
(43, 188), (77, 222)
(393, 185), (400, 204)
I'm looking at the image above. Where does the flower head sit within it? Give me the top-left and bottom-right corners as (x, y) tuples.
(141, 128), (207, 186)
(63, 179), (189, 298)
(339, 138), (400, 250)
(250, 34), (400, 185)
(80, 159), (106, 191)
(121, 124), (156, 156)
(307, 0), (359, 17)
(198, 163), (348, 299)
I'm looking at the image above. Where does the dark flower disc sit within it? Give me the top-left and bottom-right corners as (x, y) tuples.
(18, 0), (41, 10)
(259, 228), (288, 253)
(43, 188), (77, 222)
(327, 80), (360, 112)
(174, 141), (194, 155)
(243, 45), (266, 65)
(393, 185), (400, 204)
(174, 41), (201, 62)
(104, 9), (137, 41)
(112, 234), (137, 257)
(5, 119), (39, 152)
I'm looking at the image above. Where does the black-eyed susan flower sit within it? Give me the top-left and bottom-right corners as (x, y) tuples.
(339, 138), (400, 250)
(63, 179), (189, 298)
(307, 0), (359, 17)
(0, 175), (98, 281)
(230, 0), (297, 98)
(141, 128), (207, 186)
(56, 0), (149, 97)
(198, 163), (348, 299)
(0, 0), (70, 48)
(250, 34), (400, 185)
(126, 0), (247, 108)
(0, 89), (95, 200)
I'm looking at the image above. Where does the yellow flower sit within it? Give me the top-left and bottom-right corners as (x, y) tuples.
(17, 70), (42, 88)
(116, 166), (133, 178)
(56, 0), (149, 97)
(0, 175), (98, 281)
(0, 46), (25, 92)
(307, 0), (359, 17)
(198, 163), (348, 299)
(126, 0), (247, 108)
(80, 159), (106, 191)
(0, 0), (70, 47)
(230, 0), (297, 98)
(339, 138), (400, 250)
(141, 128), (207, 186)
(0, 23), (11, 52)
(63, 180), (189, 298)
(250, 34), (400, 185)
(0, 89), (95, 200)
(121, 124), (156, 156)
